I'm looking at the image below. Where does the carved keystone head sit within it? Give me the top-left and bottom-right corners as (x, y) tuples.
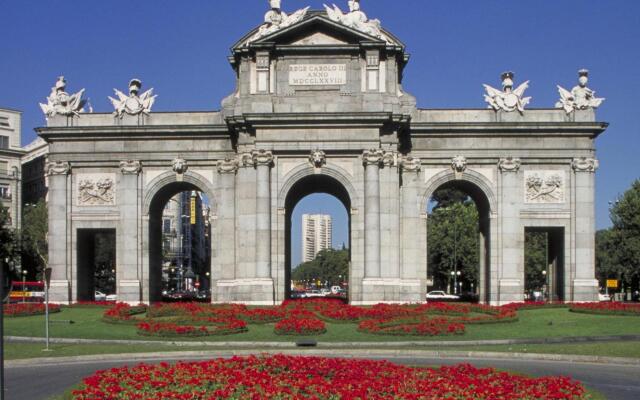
(451, 155), (467, 175)
(309, 150), (326, 168)
(172, 158), (188, 175)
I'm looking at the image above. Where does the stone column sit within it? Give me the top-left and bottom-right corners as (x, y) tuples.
(363, 149), (383, 278)
(572, 157), (599, 301)
(253, 150), (273, 279)
(400, 156), (425, 301)
(380, 152), (400, 279)
(46, 161), (71, 303)
(216, 158), (238, 282)
(498, 157), (522, 304)
(118, 161), (142, 303)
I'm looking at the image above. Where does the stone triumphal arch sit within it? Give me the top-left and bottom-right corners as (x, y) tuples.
(39, 2), (607, 305)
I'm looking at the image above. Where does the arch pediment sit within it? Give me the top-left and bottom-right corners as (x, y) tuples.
(233, 13), (402, 50)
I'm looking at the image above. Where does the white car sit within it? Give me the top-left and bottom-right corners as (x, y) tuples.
(106, 293), (118, 301)
(94, 291), (107, 301)
(426, 291), (460, 301)
(305, 290), (324, 298)
(598, 293), (611, 302)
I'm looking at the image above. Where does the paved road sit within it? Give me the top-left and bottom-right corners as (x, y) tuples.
(4, 353), (640, 399)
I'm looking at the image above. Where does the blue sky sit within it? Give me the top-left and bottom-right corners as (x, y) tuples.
(2, 1), (639, 266)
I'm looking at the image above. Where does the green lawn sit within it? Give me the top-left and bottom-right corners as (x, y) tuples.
(6, 307), (640, 344)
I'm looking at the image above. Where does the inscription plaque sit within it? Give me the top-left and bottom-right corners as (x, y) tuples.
(289, 64), (347, 86)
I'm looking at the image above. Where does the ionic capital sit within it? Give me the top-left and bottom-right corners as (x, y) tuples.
(400, 156), (421, 172)
(46, 160), (71, 176)
(217, 158), (239, 174)
(498, 157), (521, 173)
(252, 149), (274, 167)
(572, 157), (599, 172)
(119, 160), (142, 175)
(382, 151), (397, 168)
(362, 149), (384, 167)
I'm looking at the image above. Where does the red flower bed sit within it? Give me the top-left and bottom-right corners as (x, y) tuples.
(274, 316), (326, 335)
(137, 319), (247, 337)
(4, 303), (60, 317)
(70, 354), (589, 399)
(359, 316), (465, 336)
(570, 302), (640, 316)
(102, 303), (147, 324)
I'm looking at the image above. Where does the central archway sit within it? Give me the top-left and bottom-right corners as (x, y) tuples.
(284, 174), (352, 300)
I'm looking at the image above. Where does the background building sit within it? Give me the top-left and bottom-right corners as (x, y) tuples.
(0, 108), (24, 229)
(21, 137), (49, 205)
(302, 214), (332, 263)
(161, 191), (210, 292)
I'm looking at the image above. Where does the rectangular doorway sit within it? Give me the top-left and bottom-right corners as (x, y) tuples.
(77, 229), (116, 301)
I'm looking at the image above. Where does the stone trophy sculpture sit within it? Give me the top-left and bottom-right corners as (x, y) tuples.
(483, 72), (531, 114)
(324, 0), (391, 43)
(556, 69), (605, 114)
(109, 79), (157, 118)
(39, 76), (86, 117)
(247, 0), (310, 44)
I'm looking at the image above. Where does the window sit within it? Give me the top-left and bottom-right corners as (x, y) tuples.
(0, 136), (8, 149)
(0, 185), (10, 200)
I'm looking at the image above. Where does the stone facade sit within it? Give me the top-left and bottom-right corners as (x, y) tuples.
(38, 9), (607, 305)
(0, 108), (24, 230)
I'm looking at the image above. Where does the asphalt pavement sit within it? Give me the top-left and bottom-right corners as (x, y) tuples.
(4, 351), (640, 399)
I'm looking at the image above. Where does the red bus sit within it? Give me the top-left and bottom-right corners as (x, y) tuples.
(9, 281), (45, 303)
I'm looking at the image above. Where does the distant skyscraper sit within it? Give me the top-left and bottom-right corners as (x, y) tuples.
(302, 214), (332, 263)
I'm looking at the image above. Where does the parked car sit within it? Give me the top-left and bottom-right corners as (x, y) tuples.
(94, 291), (107, 301)
(290, 290), (307, 299)
(598, 292), (611, 302)
(105, 293), (117, 301)
(426, 291), (460, 301)
(305, 290), (324, 298)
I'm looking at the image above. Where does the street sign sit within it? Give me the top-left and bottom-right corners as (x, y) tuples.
(606, 279), (618, 289)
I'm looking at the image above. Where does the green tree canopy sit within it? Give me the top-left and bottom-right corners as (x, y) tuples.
(292, 248), (349, 287)
(428, 201), (479, 292)
(600, 179), (640, 289)
(21, 200), (48, 279)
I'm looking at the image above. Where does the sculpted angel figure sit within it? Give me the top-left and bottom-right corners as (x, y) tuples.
(324, 0), (390, 42)
(484, 72), (531, 114)
(109, 79), (157, 118)
(247, 0), (309, 44)
(556, 69), (605, 114)
(39, 76), (86, 117)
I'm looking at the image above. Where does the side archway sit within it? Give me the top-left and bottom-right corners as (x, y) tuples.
(422, 170), (496, 303)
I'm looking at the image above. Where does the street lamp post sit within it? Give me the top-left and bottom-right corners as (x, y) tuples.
(21, 270), (27, 303)
(542, 270), (548, 302)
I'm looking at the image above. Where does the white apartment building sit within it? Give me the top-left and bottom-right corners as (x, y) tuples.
(302, 214), (332, 263)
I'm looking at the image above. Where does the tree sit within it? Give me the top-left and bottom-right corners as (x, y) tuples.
(607, 179), (640, 290)
(430, 188), (469, 211)
(428, 201), (479, 292)
(21, 199), (48, 279)
(595, 228), (624, 285)
(524, 231), (547, 291)
(1, 207), (19, 283)
(292, 248), (349, 287)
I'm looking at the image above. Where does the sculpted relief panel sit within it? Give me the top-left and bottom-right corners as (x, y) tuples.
(77, 174), (116, 206)
(524, 171), (565, 204)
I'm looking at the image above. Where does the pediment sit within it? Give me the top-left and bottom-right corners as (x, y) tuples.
(234, 13), (400, 49)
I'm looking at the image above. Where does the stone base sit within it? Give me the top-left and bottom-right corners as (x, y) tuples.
(213, 278), (275, 304)
(356, 278), (424, 304)
(498, 279), (524, 304)
(572, 279), (599, 302)
(48, 280), (71, 304)
(117, 280), (142, 303)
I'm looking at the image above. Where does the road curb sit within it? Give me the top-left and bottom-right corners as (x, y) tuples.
(7, 334), (640, 348)
(6, 349), (640, 368)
